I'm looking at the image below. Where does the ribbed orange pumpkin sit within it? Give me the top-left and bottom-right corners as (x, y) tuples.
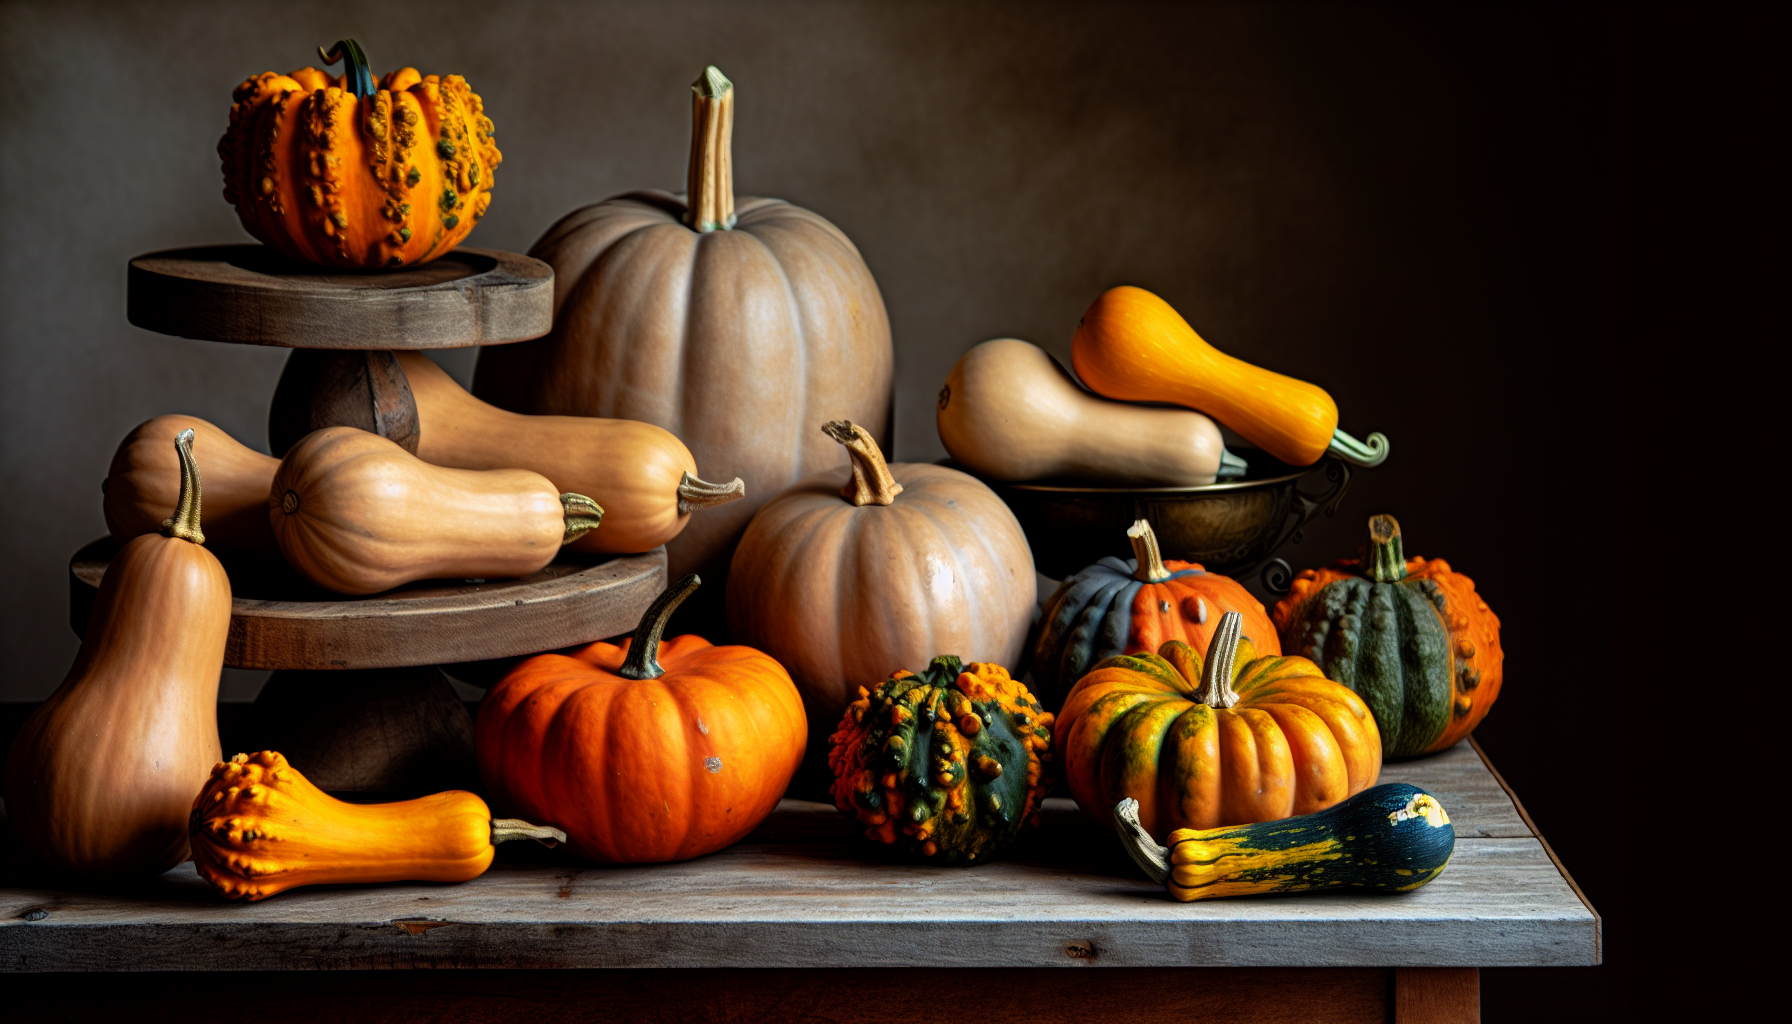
(476, 575), (806, 863)
(1056, 612), (1380, 842)
(219, 39), (499, 268)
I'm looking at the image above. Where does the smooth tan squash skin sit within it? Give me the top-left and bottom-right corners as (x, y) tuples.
(6, 438), (229, 879)
(396, 352), (706, 554)
(105, 415), (280, 558)
(938, 338), (1229, 485)
(1072, 286), (1340, 467)
(269, 426), (573, 595)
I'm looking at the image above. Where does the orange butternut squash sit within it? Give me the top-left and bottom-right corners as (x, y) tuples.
(190, 750), (565, 901)
(104, 414), (280, 558)
(6, 429), (230, 878)
(395, 351), (742, 554)
(269, 426), (602, 594)
(1072, 286), (1388, 467)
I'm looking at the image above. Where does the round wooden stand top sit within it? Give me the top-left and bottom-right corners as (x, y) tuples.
(126, 245), (553, 349)
(69, 539), (666, 671)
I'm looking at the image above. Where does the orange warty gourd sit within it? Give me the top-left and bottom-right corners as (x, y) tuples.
(476, 575), (806, 863)
(395, 351), (743, 555)
(1056, 612), (1381, 843)
(190, 751), (565, 901)
(1072, 286), (1387, 468)
(472, 66), (893, 599)
(5, 430), (229, 878)
(104, 414), (280, 559)
(727, 422), (1036, 746)
(269, 426), (603, 595)
(219, 39), (499, 268)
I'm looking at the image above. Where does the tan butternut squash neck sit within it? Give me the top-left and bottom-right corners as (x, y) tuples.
(1191, 612), (1243, 709)
(1126, 519), (1172, 583)
(560, 493), (604, 544)
(161, 428), (205, 545)
(685, 65), (735, 233)
(822, 420), (902, 507)
(620, 573), (701, 680)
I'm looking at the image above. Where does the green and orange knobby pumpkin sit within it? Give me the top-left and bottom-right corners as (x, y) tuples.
(1030, 519), (1276, 713)
(219, 39), (499, 268)
(1272, 515), (1502, 758)
(828, 657), (1053, 865)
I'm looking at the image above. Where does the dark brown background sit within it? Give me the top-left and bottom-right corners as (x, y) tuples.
(1, 1), (1778, 1019)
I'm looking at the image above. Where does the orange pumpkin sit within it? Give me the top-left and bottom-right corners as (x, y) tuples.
(1056, 612), (1380, 842)
(476, 574), (806, 863)
(219, 39), (499, 268)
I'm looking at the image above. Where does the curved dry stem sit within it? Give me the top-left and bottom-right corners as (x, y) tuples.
(1112, 798), (1172, 885)
(317, 39), (376, 99)
(1192, 611), (1243, 708)
(161, 428), (206, 545)
(491, 819), (567, 848)
(559, 493), (604, 544)
(822, 420), (903, 507)
(676, 472), (746, 514)
(620, 573), (702, 680)
(1127, 519), (1173, 583)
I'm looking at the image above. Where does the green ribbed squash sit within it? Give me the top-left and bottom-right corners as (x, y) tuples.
(827, 657), (1053, 865)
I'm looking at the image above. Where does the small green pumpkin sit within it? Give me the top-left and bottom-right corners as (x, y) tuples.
(827, 657), (1053, 865)
(1113, 783), (1455, 901)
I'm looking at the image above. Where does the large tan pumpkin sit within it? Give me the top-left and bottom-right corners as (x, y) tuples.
(473, 66), (893, 614)
(727, 422), (1035, 740)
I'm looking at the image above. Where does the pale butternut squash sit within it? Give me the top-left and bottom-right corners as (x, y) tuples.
(936, 338), (1244, 485)
(1072, 287), (1389, 467)
(104, 414), (279, 558)
(6, 429), (229, 878)
(269, 426), (603, 595)
(394, 352), (742, 555)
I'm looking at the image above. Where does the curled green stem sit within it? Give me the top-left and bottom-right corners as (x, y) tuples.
(1328, 428), (1390, 467)
(560, 493), (604, 544)
(318, 39), (376, 98)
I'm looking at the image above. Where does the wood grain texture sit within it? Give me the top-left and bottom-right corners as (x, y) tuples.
(1396, 967), (1480, 1023)
(126, 246), (551, 350)
(69, 539), (666, 670)
(0, 743), (1596, 971)
(267, 350), (420, 457)
(4, 966), (1391, 1023)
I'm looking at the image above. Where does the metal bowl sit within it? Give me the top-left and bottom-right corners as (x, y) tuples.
(957, 451), (1358, 592)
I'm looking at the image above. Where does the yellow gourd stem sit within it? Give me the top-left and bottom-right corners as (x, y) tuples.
(160, 428), (206, 545)
(316, 39), (375, 99)
(1190, 611), (1243, 708)
(685, 65), (736, 232)
(1126, 519), (1173, 583)
(559, 493), (604, 545)
(619, 573), (702, 680)
(675, 472), (746, 514)
(1364, 514), (1406, 583)
(822, 421), (903, 507)
(491, 819), (567, 847)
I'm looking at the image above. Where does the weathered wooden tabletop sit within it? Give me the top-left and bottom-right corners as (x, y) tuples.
(0, 739), (1595, 973)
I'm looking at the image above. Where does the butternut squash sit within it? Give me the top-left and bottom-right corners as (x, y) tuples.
(191, 751), (565, 901)
(6, 429), (229, 878)
(395, 352), (742, 554)
(104, 414), (279, 558)
(937, 338), (1244, 485)
(1072, 287), (1388, 467)
(269, 426), (603, 595)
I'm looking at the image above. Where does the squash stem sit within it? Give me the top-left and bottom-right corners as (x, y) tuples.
(1364, 514), (1406, 583)
(317, 39), (376, 99)
(619, 573), (702, 680)
(676, 472), (746, 514)
(822, 420), (904, 507)
(1327, 428), (1390, 467)
(1112, 798), (1172, 884)
(685, 65), (736, 232)
(559, 493), (605, 544)
(1216, 448), (1248, 479)
(1191, 611), (1242, 708)
(160, 428), (206, 545)
(491, 818), (568, 848)
(1126, 519), (1174, 583)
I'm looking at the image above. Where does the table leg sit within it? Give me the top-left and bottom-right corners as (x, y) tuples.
(1395, 967), (1480, 1023)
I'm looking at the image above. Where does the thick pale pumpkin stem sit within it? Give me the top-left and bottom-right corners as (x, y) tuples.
(1112, 798), (1172, 885)
(1328, 428), (1390, 467)
(160, 428), (206, 545)
(1127, 519), (1173, 583)
(1191, 611), (1243, 709)
(676, 472), (746, 514)
(560, 493), (604, 544)
(491, 818), (567, 848)
(1364, 514), (1406, 583)
(620, 573), (702, 680)
(685, 66), (736, 232)
(317, 39), (376, 99)
(822, 420), (903, 507)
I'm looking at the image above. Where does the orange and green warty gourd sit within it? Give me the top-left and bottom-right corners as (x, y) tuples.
(219, 39), (499, 268)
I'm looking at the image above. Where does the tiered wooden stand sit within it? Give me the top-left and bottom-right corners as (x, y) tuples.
(77, 244), (668, 792)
